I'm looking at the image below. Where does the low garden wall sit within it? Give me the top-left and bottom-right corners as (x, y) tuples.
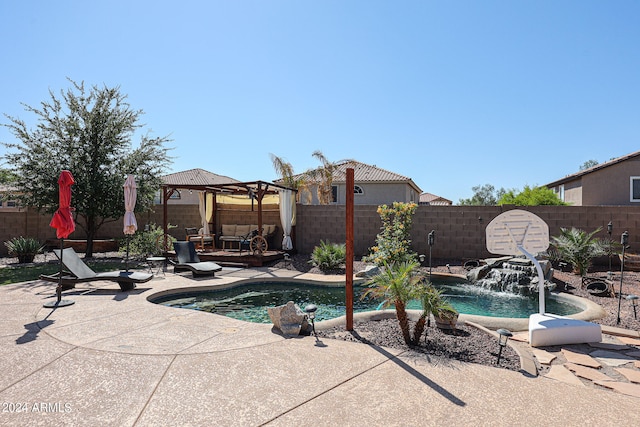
(1, 204), (638, 262)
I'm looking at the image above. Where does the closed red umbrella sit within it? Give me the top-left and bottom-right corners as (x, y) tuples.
(50, 170), (75, 239)
(45, 170), (76, 308)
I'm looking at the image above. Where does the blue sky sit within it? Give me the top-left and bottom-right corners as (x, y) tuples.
(1, 1), (639, 203)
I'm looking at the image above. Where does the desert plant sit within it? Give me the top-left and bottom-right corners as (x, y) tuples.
(119, 223), (176, 258)
(364, 260), (425, 346)
(550, 227), (606, 277)
(4, 236), (44, 263)
(413, 284), (457, 342)
(309, 240), (346, 271)
(363, 202), (418, 267)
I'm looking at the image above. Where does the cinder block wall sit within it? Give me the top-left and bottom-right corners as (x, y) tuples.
(296, 205), (640, 261)
(2, 205), (638, 259)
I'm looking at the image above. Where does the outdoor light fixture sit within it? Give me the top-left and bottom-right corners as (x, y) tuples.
(428, 230), (435, 278)
(617, 231), (630, 325)
(626, 295), (639, 320)
(496, 328), (513, 365)
(305, 304), (318, 337)
(419, 254), (425, 264)
(607, 221), (613, 279)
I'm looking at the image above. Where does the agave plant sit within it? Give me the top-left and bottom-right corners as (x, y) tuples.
(4, 236), (43, 263)
(364, 260), (425, 346)
(550, 227), (606, 277)
(309, 240), (346, 271)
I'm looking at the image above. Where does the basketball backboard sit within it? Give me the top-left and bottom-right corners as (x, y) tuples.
(486, 210), (549, 256)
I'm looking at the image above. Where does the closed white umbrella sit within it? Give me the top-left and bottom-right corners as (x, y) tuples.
(123, 174), (137, 271)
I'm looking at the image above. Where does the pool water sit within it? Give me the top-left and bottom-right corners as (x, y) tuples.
(151, 278), (582, 323)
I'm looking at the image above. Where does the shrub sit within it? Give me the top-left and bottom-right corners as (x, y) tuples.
(363, 202), (418, 267)
(309, 240), (346, 271)
(5, 236), (43, 263)
(119, 223), (176, 258)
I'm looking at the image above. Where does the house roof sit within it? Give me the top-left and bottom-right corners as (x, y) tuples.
(161, 168), (240, 188)
(546, 150), (640, 187)
(290, 160), (422, 193)
(419, 192), (452, 205)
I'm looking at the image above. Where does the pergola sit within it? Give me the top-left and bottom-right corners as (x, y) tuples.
(160, 180), (296, 250)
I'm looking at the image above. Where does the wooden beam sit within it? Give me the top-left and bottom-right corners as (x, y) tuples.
(346, 168), (354, 331)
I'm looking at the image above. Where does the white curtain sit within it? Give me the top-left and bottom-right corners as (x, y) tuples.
(279, 189), (294, 250)
(198, 191), (210, 235)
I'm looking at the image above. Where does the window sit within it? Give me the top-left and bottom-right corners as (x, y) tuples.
(558, 184), (565, 202)
(169, 190), (181, 200)
(354, 185), (364, 195)
(630, 177), (640, 202)
(331, 186), (338, 203)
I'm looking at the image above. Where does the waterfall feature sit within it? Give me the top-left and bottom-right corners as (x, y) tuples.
(466, 256), (556, 296)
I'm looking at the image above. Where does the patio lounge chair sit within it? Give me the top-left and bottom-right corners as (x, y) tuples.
(171, 241), (222, 277)
(39, 247), (153, 291)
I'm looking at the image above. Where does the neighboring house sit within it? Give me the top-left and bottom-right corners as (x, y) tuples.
(546, 150), (640, 206)
(289, 160), (422, 205)
(419, 192), (452, 206)
(158, 168), (240, 204)
(0, 185), (21, 212)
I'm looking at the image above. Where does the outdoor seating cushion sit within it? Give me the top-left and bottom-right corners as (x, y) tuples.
(189, 228), (213, 242)
(234, 224), (251, 237)
(172, 241), (222, 277)
(39, 247), (153, 291)
(221, 224), (236, 237)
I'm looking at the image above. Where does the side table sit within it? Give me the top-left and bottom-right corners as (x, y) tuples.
(146, 256), (166, 277)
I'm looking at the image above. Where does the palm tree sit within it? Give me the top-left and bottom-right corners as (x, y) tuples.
(364, 261), (425, 345)
(269, 154), (311, 203)
(551, 227), (606, 277)
(307, 150), (338, 205)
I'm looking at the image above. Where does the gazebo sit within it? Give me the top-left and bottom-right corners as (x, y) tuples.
(160, 178), (296, 266)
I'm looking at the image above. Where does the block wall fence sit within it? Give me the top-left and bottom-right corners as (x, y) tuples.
(1, 205), (639, 261)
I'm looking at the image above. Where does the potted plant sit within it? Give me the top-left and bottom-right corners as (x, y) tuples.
(434, 304), (459, 331)
(5, 236), (44, 264)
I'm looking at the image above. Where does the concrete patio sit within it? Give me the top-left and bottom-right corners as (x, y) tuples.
(1, 266), (639, 426)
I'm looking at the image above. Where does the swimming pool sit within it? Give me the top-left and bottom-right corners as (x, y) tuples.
(151, 276), (582, 323)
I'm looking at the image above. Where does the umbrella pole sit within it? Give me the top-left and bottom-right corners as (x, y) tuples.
(43, 239), (75, 308)
(56, 238), (64, 303)
(126, 235), (130, 272)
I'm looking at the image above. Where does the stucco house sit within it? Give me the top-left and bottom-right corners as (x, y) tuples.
(290, 160), (422, 205)
(419, 192), (452, 206)
(546, 150), (640, 206)
(0, 185), (20, 212)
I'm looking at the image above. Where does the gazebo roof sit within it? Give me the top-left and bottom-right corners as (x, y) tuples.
(206, 180), (296, 196)
(161, 168), (240, 190)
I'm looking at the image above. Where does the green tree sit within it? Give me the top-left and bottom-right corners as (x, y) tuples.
(498, 185), (566, 206)
(579, 159), (599, 170)
(2, 79), (172, 257)
(458, 184), (506, 206)
(0, 168), (18, 184)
